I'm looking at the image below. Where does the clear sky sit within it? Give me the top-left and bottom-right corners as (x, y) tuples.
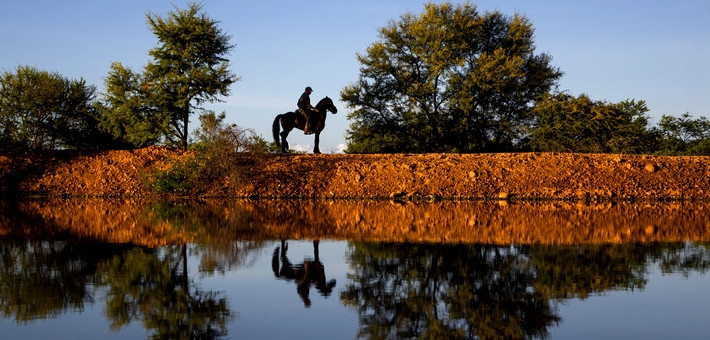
(2, 1), (708, 153)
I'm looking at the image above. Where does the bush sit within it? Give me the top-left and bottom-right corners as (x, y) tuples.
(144, 158), (202, 194)
(529, 93), (653, 154)
(143, 112), (270, 196)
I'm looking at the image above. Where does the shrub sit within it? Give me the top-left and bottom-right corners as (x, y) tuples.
(144, 158), (202, 194)
(143, 112), (270, 196)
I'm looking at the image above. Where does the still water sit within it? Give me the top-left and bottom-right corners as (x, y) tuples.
(0, 199), (709, 339)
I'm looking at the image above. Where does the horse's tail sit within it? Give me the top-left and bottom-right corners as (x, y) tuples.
(272, 114), (282, 148)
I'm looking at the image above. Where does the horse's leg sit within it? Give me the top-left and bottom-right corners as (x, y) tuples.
(280, 129), (290, 153)
(313, 131), (321, 154)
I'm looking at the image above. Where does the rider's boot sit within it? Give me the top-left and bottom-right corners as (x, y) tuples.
(304, 115), (313, 135)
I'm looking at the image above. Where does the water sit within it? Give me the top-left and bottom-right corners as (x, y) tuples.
(0, 199), (709, 339)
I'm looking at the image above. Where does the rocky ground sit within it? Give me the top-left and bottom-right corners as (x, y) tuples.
(1, 147), (709, 201)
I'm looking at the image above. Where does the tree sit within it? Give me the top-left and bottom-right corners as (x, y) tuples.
(0, 65), (117, 150)
(96, 62), (164, 148)
(528, 93), (653, 154)
(653, 113), (710, 155)
(341, 2), (562, 153)
(98, 2), (238, 150)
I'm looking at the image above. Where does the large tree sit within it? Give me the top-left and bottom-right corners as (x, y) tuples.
(341, 2), (562, 153)
(99, 2), (238, 150)
(0, 65), (117, 150)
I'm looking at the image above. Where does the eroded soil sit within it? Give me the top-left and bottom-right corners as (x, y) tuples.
(1, 147), (709, 201)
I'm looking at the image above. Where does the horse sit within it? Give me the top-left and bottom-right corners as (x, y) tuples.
(272, 96), (338, 154)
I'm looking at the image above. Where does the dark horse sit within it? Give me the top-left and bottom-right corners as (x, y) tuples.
(272, 97), (338, 154)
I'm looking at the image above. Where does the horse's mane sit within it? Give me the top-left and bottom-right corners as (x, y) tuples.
(316, 96), (332, 106)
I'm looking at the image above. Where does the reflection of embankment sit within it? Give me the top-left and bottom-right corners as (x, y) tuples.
(0, 199), (194, 247)
(247, 200), (710, 244)
(2, 199), (709, 245)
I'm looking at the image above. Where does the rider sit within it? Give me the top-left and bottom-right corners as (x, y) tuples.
(297, 86), (318, 135)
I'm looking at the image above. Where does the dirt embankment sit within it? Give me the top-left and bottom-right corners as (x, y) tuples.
(1, 147), (709, 201)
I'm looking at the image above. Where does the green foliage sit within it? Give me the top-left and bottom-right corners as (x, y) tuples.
(0, 65), (120, 150)
(342, 2), (562, 153)
(144, 157), (202, 194)
(653, 113), (710, 155)
(95, 62), (165, 148)
(143, 112), (270, 196)
(528, 93), (654, 154)
(246, 134), (277, 154)
(97, 2), (238, 150)
(144, 2), (238, 150)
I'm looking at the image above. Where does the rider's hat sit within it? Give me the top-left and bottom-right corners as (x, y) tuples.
(305, 86), (313, 92)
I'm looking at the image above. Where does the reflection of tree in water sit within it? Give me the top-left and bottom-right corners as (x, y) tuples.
(0, 240), (129, 323)
(0, 241), (233, 336)
(96, 245), (232, 338)
(654, 242), (710, 276)
(144, 200), (266, 275)
(528, 244), (649, 300)
(529, 242), (710, 300)
(341, 243), (560, 339)
(0, 199), (271, 337)
(272, 240), (337, 307)
(341, 242), (710, 339)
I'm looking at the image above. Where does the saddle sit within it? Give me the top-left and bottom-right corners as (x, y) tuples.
(297, 108), (315, 135)
(297, 107), (314, 117)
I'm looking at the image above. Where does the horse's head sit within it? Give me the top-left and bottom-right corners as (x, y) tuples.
(318, 96), (338, 114)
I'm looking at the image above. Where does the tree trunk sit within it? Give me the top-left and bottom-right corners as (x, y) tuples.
(182, 107), (189, 151)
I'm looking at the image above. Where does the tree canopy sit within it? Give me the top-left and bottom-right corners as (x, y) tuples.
(529, 93), (653, 154)
(341, 2), (562, 153)
(653, 113), (710, 155)
(98, 2), (238, 150)
(0, 65), (118, 151)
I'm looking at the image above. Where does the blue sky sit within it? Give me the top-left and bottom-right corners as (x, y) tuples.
(2, 1), (708, 153)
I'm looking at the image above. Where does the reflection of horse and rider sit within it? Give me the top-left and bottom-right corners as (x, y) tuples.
(272, 240), (336, 307)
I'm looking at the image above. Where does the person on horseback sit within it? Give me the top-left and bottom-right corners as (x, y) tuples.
(297, 86), (318, 135)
